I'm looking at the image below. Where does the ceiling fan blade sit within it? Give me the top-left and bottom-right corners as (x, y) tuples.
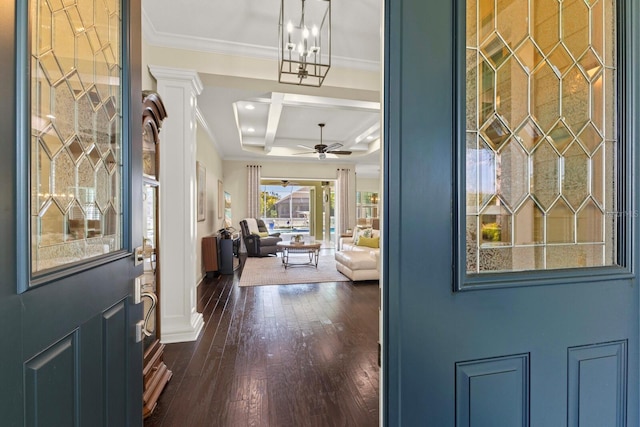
(297, 144), (315, 150)
(324, 143), (342, 152)
(326, 150), (352, 155)
(292, 151), (317, 155)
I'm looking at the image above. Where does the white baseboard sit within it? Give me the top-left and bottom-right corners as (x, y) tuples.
(160, 313), (204, 344)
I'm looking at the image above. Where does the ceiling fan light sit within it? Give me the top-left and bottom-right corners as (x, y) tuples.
(318, 152), (326, 160)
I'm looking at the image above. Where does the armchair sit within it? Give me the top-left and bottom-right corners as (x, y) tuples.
(240, 218), (283, 257)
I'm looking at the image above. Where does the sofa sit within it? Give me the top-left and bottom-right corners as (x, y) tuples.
(335, 228), (380, 281)
(240, 218), (282, 257)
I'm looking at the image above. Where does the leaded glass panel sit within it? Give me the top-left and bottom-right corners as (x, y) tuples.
(30, 0), (122, 273)
(466, 0), (617, 273)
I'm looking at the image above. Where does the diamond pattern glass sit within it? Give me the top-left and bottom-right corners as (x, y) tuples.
(514, 198), (544, 245)
(531, 142), (560, 210)
(516, 118), (544, 152)
(577, 200), (604, 243)
(498, 138), (528, 210)
(548, 121), (573, 153)
(496, 0), (528, 49)
(562, 142), (590, 209)
(466, 0), (617, 273)
(562, 66), (590, 134)
(480, 196), (512, 246)
(481, 33), (511, 69)
(496, 57), (528, 129)
(547, 199), (574, 243)
(548, 44), (573, 77)
(532, 61), (560, 132)
(31, 0), (122, 273)
(532, 0), (560, 55)
(481, 115), (509, 150)
(578, 123), (603, 154)
(515, 38), (544, 73)
(562, 0), (589, 58)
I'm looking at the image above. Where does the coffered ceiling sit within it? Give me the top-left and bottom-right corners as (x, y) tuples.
(142, 0), (382, 173)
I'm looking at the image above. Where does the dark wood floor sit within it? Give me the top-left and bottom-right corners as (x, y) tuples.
(145, 254), (380, 427)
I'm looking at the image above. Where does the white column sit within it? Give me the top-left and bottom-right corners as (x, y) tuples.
(149, 65), (204, 344)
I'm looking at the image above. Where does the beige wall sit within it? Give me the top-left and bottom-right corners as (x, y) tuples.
(356, 177), (380, 194)
(195, 124), (224, 282)
(141, 36), (156, 92)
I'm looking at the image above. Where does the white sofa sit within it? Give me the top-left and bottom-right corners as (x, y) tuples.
(339, 229), (380, 254)
(335, 229), (380, 281)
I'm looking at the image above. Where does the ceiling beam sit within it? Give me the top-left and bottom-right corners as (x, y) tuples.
(264, 93), (285, 153)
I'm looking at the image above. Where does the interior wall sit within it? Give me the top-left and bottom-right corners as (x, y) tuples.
(356, 177), (381, 194)
(195, 124), (224, 282)
(223, 160), (357, 235)
(141, 36), (156, 91)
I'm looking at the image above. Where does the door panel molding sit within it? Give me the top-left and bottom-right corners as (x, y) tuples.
(104, 300), (128, 426)
(568, 340), (628, 427)
(456, 354), (530, 427)
(24, 331), (79, 426)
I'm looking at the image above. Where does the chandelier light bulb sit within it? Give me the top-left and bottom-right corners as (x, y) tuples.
(302, 26), (309, 39)
(287, 21), (293, 33)
(312, 25), (318, 37)
(297, 42), (304, 55)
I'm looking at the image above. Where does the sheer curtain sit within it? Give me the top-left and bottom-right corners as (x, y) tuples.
(246, 165), (261, 219)
(336, 168), (351, 234)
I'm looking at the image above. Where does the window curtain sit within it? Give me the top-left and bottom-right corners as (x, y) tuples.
(336, 168), (351, 234)
(247, 165), (261, 219)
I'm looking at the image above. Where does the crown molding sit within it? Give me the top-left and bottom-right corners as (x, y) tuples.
(148, 65), (204, 95)
(142, 6), (380, 73)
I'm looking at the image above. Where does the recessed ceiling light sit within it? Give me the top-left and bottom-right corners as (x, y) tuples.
(245, 104), (255, 110)
(247, 127), (255, 133)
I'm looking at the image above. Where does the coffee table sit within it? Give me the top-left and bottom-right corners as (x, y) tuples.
(277, 241), (322, 269)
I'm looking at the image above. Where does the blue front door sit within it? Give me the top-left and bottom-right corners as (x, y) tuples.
(0, 0), (145, 424)
(384, 0), (639, 425)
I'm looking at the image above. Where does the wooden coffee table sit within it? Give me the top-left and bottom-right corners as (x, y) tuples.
(277, 241), (322, 269)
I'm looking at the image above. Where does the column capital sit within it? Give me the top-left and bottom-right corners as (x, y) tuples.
(148, 65), (203, 95)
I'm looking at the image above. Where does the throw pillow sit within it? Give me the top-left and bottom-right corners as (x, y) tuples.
(358, 236), (379, 248)
(258, 231), (269, 237)
(354, 227), (373, 245)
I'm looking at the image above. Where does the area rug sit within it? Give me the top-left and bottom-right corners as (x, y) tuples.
(238, 254), (350, 287)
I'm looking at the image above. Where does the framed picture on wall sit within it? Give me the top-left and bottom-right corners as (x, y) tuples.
(224, 191), (232, 225)
(196, 161), (206, 222)
(217, 180), (223, 219)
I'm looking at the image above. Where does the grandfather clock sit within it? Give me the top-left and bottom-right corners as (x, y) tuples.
(141, 92), (171, 418)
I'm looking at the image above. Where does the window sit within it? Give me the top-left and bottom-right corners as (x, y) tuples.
(30, 0), (123, 273)
(356, 191), (379, 226)
(465, 0), (618, 274)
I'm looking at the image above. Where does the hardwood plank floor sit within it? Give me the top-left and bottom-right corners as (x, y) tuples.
(145, 254), (380, 427)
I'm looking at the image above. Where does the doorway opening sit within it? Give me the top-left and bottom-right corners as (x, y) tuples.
(260, 178), (336, 247)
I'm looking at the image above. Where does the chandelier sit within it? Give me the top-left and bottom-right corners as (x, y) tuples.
(278, 0), (331, 87)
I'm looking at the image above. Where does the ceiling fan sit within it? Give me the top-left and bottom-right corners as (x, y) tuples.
(295, 123), (352, 159)
(279, 180), (299, 187)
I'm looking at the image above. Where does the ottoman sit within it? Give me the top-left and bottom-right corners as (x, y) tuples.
(335, 251), (379, 281)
